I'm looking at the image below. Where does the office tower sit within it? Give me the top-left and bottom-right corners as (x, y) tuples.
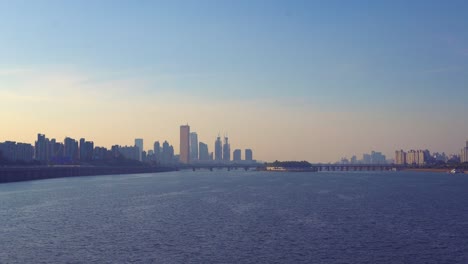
(162, 140), (174, 164)
(395, 150), (407, 165)
(215, 136), (222, 161)
(245, 149), (253, 161)
(169, 145), (175, 163)
(180, 125), (190, 164)
(190, 132), (198, 161)
(135, 138), (143, 161)
(233, 149), (241, 162)
(199, 142), (209, 161)
(154, 141), (161, 162)
(222, 137), (230, 162)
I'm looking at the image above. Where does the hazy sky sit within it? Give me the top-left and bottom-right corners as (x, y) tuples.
(1, 0), (468, 162)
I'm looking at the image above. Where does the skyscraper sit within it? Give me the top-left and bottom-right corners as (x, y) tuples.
(135, 138), (143, 161)
(199, 142), (209, 161)
(215, 136), (222, 161)
(233, 149), (241, 162)
(179, 125), (190, 164)
(154, 141), (161, 163)
(245, 149), (253, 162)
(162, 140), (170, 164)
(222, 136), (230, 162)
(190, 132), (198, 161)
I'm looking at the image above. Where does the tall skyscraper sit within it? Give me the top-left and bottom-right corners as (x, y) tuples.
(135, 138), (143, 161)
(162, 140), (170, 164)
(179, 125), (190, 164)
(222, 136), (230, 162)
(245, 149), (253, 161)
(215, 136), (222, 161)
(153, 141), (161, 163)
(233, 149), (241, 162)
(190, 132), (198, 161)
(199, 142), (209, 161)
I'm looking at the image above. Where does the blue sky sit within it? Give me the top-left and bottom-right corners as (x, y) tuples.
(1, 0), (467, 161)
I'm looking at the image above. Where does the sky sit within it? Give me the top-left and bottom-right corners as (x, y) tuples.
(1, 0), (468, 162)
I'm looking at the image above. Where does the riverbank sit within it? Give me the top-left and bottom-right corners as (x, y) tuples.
(0, 166), (176, 184)
(402, 168), (467, 174)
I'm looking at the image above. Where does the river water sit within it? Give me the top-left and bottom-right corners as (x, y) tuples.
(0, 170), (467, 263)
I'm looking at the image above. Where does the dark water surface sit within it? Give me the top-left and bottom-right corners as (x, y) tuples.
(1, 171), (468, 263)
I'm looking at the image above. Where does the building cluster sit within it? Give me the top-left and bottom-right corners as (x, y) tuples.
(339, 151), (387, 165)
(395, 150), (431, 166)
(179, 125), (254, 165)
(395, 141), (468, 166)
(0, 141), (35, 162)
(0, 124), (256, 165)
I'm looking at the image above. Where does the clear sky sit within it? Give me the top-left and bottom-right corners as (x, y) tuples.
(1, 0), (467, 162)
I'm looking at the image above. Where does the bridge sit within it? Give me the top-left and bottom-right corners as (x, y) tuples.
(178, 163), (401, 172)
(178, 163), (265, 171)
(310, 164), (401, 172)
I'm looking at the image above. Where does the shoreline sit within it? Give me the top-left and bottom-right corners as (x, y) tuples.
(0, 166), (177, 184)
(401, 168), (467, 174)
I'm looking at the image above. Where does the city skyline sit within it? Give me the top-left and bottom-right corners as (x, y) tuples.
(1, 1), (468, 162)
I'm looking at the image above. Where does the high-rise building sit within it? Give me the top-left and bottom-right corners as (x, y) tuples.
(362, 154), (371, 164)
(64, 137), (79, 162)
(180, 125), (190, 164)
(233, 149), (241, 162)
(222, 137), (230, 162)
(405, 150), (427, 166)
(35, 133), (49, 162)
(118, 145), (140, 160)
(461, 141), (468, 163)
(190, 132), (198, 161)
(162, 140), (170, 164)
(135, 138), (143, 161)
(0, 141), (34, 162)
(79, 138), (94, 162)
(245, 149), (253, 161)
(153, 141), (161, 163)
(214, 136), (222, 161)
(370, 151), (386, 164)
(199, 142), (210, 161)
(395, 150), (407, 165)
